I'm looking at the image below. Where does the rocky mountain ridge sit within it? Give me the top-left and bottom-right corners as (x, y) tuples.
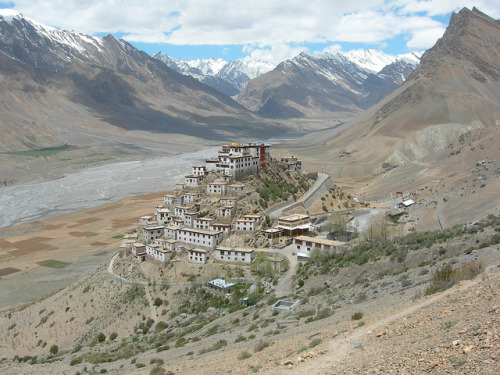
(235, 50), (420, 118)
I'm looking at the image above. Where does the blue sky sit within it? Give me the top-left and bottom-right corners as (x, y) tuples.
(1, 1), (499, 64)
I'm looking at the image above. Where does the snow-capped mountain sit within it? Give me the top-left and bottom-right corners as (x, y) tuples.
(341, 49), (422, 73)
(153, 52), (275, 96)
(186, 58), (226, 75)
(236, 50), (421, 118)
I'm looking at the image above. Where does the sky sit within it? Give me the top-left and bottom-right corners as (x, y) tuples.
(1, 1), (500, 64)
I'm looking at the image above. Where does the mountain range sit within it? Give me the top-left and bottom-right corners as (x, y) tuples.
(155, 49), (421, 118)
(153, 53), (275, 97)
(236, 51), (421, 118)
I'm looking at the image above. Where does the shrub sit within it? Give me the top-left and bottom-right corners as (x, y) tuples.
(109, 332), (118, 341)
(212, 340), (227, 350)
(155, 321), (168, 332)
(150, 367), (167, 375)
(150, 358), (164, 365)
(425, 261), (482, 295)
(154, 297), (163, 307)
(238, 351), (252, 360)
(49, 345), (58, 355)
(309, 338), (322, 348)
(351, 312), (364, 321)
(70, 358), (82, 366)
(235, 335), (246, 343)
(97, 333), (106, 342)
(254, 339), (270, 352)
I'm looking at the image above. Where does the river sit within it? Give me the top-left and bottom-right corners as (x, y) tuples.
(0, 147), (220, 229)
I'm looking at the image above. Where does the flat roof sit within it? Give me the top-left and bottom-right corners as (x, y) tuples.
(208, 278), (235, 289)
(189, 248), (209, 254)
(216, 246), (254, 253)
(208, 182), (228, 186)
(278, 213), (310, 221)
(294, 235), (343, 247)
(195, 217), (215, 222)
(144, 225), (165, 230)
(179, 227), (222, 235)
(261, 228), (283, 234)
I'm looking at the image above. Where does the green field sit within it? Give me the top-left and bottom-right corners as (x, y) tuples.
(41, 261), (70, 269)
(2, 144), (77, 158)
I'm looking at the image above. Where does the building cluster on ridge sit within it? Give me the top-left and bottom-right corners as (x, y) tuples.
(119, 142), (342, 282)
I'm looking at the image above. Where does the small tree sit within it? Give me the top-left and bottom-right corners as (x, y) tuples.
(153, 297), (163, 307)
(49, 344), (58, 355)
(97, 332), (106, 342)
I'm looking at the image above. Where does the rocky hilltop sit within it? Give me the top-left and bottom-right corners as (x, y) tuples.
(277, 7), (500, 229)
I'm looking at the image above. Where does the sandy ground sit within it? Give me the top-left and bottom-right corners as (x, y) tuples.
(0, 190), (170, 309)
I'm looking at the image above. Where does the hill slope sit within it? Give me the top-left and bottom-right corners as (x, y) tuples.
(0, 10), (271, 154)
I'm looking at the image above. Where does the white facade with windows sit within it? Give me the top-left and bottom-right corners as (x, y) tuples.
(188, 248), (209, 264)
(185, 175), (203, 188)
(207, 182), (227, 195)
(216, 206), (234, 219)
(146, 243), (171, 262)
(174, 206), (190, 220)
(164, 225), (179, 239)
(235, 219), (256, 232)
(192, 166), (207, 176)
(210, 223), (231, 235)
(292, 236), (343, 255)
(177, 227), (223, 250)
(193, 217), (215, 230)
(143, 225), (165, 244)
(184, 192), (202, 204)
(215, 247), (255, 264)
(155, 207), (171, 225)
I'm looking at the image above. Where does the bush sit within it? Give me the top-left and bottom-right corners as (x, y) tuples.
(97, 332), (106, 342)
(109, 332), (118, 341)
(70, 358), (82, 366)
(150, 367), (167, 375)
(154, 297), (163, 307)
(425, 261), (482, 295)
(213, 339), (227, 350)
(238, 351), (252, 360)
(351, 312), (364, 321)
(49, 345), (58, 355)
(309, 338), (322, 348)
(150, 358), (164, 365)
(254, 339), (270, 352)
(155, 321), (168, 332)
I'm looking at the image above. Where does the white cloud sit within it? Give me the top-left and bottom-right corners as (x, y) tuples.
(406, 26), (446, 49)
(241, 43), (309, 65)
(5, 0), (500, 58)
(321, 44), (343, 55)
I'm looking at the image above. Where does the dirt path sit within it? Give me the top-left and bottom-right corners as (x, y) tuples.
(275, 244), (296, 297)
(274, 264), (497, 375)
